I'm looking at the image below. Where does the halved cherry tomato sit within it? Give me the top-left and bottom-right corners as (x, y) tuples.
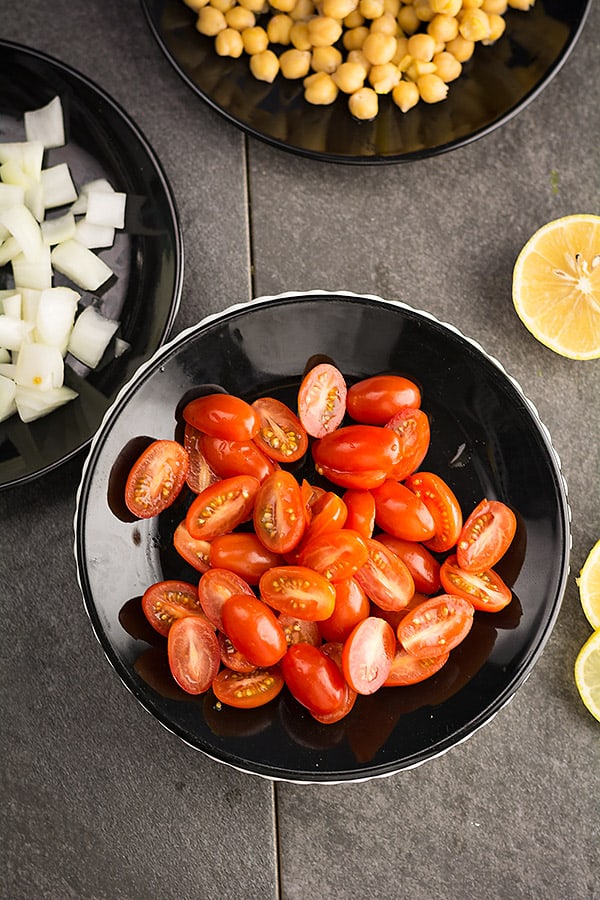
(281, 643), (347, 716)
(218, 631), (258, 673)
(184, 424), (219, 493)
(385, 407), (430, 480)
(173, 521), (211, 573)
(299, 529), (369, 582)
(259, 565), (336, 621)
(200, 434), (278, 483)
(212, 666), (284, 709)
(318, 577), (370, 643)
(278, 614), (322, 648)
(353, 537), (415, 612)
(440, 555), (512, 612)
(141, 580), (209, 637)
(167, 616), (220, 694)
(376, 533), (441, 594)
(313, 425), (400, 488)
(384, 646), (450, 686)
(314, 463), (391, 491)
(397, 594), (474, 659)
(124, 439), (189, 518)
(342, 616), (396, 695)
(221, 594), (288, 667)
(208, 533), (283, 585)
(253, 470), (306, 554)
(183, 393), (260, 441)
(371, 479), (436, 542)
(404, 471), (463, 553)
(371, 591), (429, 631)
(252, 397), (308, 463)
(313, 642), (357, 724)
(186, 474), (260, 541)
(346, 374), (421, 425)
(456, 499), (517, 573)
(305, 491), (348, 539)
(198, 568), (254, 630)
(342, 489), (375, 539)
(297, 362), (347, 438)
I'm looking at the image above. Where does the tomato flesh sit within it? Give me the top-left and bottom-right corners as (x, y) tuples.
(186, 474), (260, 541)
(297, 363), (347, 438)
(172, 521), (211, 573)
(167, 616), (220, 694)
(259, 565), (336, 621)
(218, 631), (258, 673)
(252, 397), (308, 462)
(183, 393), (260, 441)
(457, 499), (517, 573)
(281, 643), (347, 716)
(404, 471), (463, 553)
(347, 374), (421, 425)
(384, 646), (450, 686)
(353, 537), (415, 612)
(299, 529), (369, 583)
(212, 666), (284, 709)
(278, 614), (322, 648)
(397, 594), (474, 659)
(125, 439), (189, 518)
(253, 470), (306, 554)
(198, 568), (254, 630)
(440, 555), (512, 612)
(385, 407), (430, 480)
(141, 580), (208, 637)
(184, 424), (219, 494)
(342, 616), (396, 695)
(221, 593), (288, 667)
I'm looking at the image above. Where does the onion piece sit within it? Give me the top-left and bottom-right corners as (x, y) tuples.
(24, 96), (65, 149)
(0, 362), (16, 379)
(20, 288), (41, 323)
(12, 246), (53, 291)
(68, 306), (119, 368)
(2, 293), (21, 318)
(0, 314), (34, 351)
(0, 237), (23, 267)
(0, 204), (44, 261)
(41, 212), (76, 246)
(0, 373), (17, 423)
(85, 191), (126, 229)
(70, 178), (114, 216)
(51, 239), (113, 291)
(25, 183), (45, 223)
(0, 160), (33, 189)
(15, 384), (78, 423)
(0, 183), (26, 210)
(74, 219), (115, 249)
(14, 341), (64, 390)
(41, 163), (78, 209)
(35, 286), (79, 353)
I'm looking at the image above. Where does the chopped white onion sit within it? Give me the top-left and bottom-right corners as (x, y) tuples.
(85, 190), (126, 229)
(70, 178), (114, 215)
(68, 306), (119, 368)
(15, 384), (78, 422)
(2, 293), (21, 318)
(0, 348), (11, 364)
(51, 239), (113, 291)
(0, 314), (34, 351)
(20, 288), (41, 323)
(14, 341), (64, 390)
(41, 163), (78, 209)
(25, 183), (45, 222)
(0, 362), (16, 379)
(0, 183), (25, 209)
(0, 374), (17, 423)
(0, 160), (32, 189)
(0, 237), (22, 267)
(35, 286), (79, 353)
(12, 246), (53, 291)
(114, 337), (130, 358)
(0, 204), (44, 261)
(41, 212), (76, 246)
(24, 96), (66, 149)
(74, 219), (115, 249)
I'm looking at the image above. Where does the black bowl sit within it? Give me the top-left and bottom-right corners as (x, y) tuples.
(141, 0), (590, 164)
(74, 291), (570, 782)
(0, 41), (183, 489)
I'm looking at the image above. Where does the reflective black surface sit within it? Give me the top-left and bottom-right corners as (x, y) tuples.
(74, 292), (570, 782)
(0, 41), (183, 489)
(141, 0), (590, 164)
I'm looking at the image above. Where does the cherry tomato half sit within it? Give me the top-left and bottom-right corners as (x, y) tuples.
(312, 425), (400, 490)
(278, 614), (322, 648)
(440, 555), (512, 612)
(281, 643), (347, 716)
(172, 521), (211, 573)
(376, 533), (441, 595)
(385, 407), (430, 480)
(342, 616), (396, 695)
(299, 529), (369, 583)
(198, 568), (254, 630)
(260, 565), (336, 621)
(186, 474), (260, 541)
(208, 533), (283, 585)
(212, 666), (284, 709)
(297, 363), (347, 438)
(346, 374), (421, 425)
(353, 537), (415, 612)
(124, 439), (189, 518)
(404, 471), (463, 553)
(397, 594), (474, 659)
(371, 479), (436, 542)
(218, 631), (258, 673)
(384, 646), (450, 686)
(200, 434), (278, 483)
(184, 424), (219, 494)
(456, 499), (517, 573)
(252, 397), (309, 463)
(253, 470), (306, 554)
(142, 580), (209, 637)
(167, 616), (220, 695)
(342, 489), (376, 539)
(183, 393), (260, 441)
(301, 491), (348, 544)
(313, 642), (358, 724)
(318, 577), (370, 643)
(221, 594), (288, 667)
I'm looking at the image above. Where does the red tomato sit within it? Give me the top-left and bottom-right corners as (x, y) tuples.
(313, 642), (358, 724)
(124, 439), (189, 518)
(371, 480), (436, 542)
(141, 580), (209, 637)
(397, 594), (474, 659)
(253, 470), (306, 554)
(183, 393), (260, 441)
(259, 565), (336, 621)
(200, 434), (278, 483)
(346, 374), (421, 425)
(342, 616), (396, 695)
(252, 397), (308, 463)
(353, 537), (415, 611)
(456, 499), (517, 573)
(376, 533), (441, 594)
(167, 616), (220, 694)
(184, 424), (219, 493)
(281, 643), (347, 716)
(385, 407), (430, 480)
(278, 614), (322, 648)
(218, 631), (258, 673)
(440, 555), (512, 612)
(198, 568), (254, 630)
(221, 594), (287, 667)
(186, 474), (260, 541)
(342, 489), (375, 539)
(212, 666), (284, 709)
(299, 529), (369, 583)
(371, 591), (430, 631)
(313, 424), (400, 490)
(318, 577), (370, 642)
(302, 491), (348, 542)
(384, 646), (450, 686)
(404, 471), (463, 553)
(172, 521), (211, 573)
(297, 363), (347, 438)
(208, 533), (283, 585)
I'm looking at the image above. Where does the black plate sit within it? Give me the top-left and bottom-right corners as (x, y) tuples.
(74, 291), (570, 782)
(141, 0), (590, 164)
(0, 41), (183, 489)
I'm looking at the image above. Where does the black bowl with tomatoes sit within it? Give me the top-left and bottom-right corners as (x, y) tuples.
(74, 291), (570, 783)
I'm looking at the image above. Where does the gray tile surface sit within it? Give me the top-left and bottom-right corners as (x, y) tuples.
(1, 0), (599, 898)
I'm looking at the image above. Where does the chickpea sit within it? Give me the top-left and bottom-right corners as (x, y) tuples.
(432, 49), (462, 81)
(343, 25), (369, 50)
(311, 45), (343, 72)
(215, 26), (245, 55)
(279, 47), (312, 77)
(482, 0), (507, 11)
(196, 7), (227, 35)
(427, 13), (459, 43)
(225, 4), (256, 27)
(430, 0), (461, 12)
(242, 25), (269, 53)
(445, 34), (475, 61)
(290, 21), (312, 48)
(391, 35), (409, 65)
(359, 0), (385, 18)
(382, 0), (400, 17)
(183, 0), (209, 9)
(507, 0), (534, 8)
(237, 0), (267, 12)
(269, 0), (296, 9)
(406, 59), (436, 80)
(303, 71), (339, 104)
(290, 0), (315, 19)
(407, 31), (436, 61)
(417, 71), (448, 102)
(267, 12), (293, 42)
(249, 48), (280, 80)
(369, 62), (400, 93)
(307, 16), (343, 47)
(211, 0), (236, 12)
(461, 0), (483, 7)
(458, 8), (491, 41)
(369, 12), (398, 35)
(346, 48), (371, 75)
(332, 60), (367, 92)
(392, 78), (419, 111)
(344, 9), (365, 27)
(362, 31), (397, 65)
(322, 0), (359, 17)
(348, 86), (378, 119)
(397, 5), (420, 34)
(413, 0), (434, 22)
(483, 13), (506, 43)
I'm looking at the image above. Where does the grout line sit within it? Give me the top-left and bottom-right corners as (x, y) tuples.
(274, 781), (284, 900)
(244, 135), (257, 300)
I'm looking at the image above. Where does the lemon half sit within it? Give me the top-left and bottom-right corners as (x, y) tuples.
(512, 215), (600, 360)
(577, 538), (600, 630)
(574, 630), (600, 723)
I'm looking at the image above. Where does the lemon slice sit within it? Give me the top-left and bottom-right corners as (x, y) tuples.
(576, 539), (600, 630)
(574, 630), (600, 722)
(512, 215), (600, 360)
